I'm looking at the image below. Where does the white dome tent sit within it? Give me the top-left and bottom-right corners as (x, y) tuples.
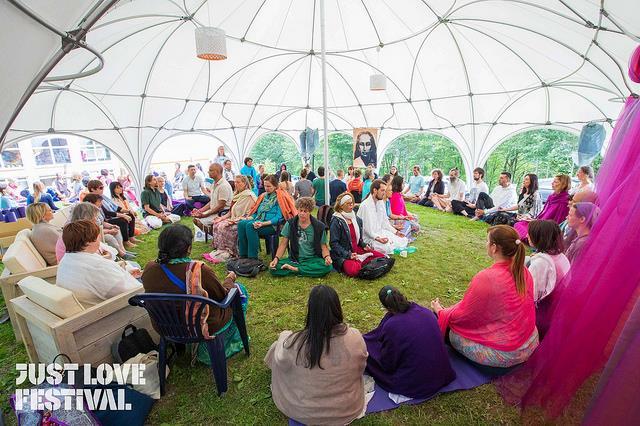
(1, 0), (639, 189)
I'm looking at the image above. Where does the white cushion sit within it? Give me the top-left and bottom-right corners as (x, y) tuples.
(18, 276), (85, 319)
(3, 238), (47, 274)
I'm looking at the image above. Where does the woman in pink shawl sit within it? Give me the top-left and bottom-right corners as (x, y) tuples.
(513, 174), (571, 241)
(388, 175), (420, 241)
(431, 225), (538, 367)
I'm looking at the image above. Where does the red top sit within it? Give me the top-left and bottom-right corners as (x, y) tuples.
(438, 261), (536, 351)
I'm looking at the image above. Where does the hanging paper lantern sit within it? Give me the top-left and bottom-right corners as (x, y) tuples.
(370, 74), (386, 91)
(195, 27), (227, 60)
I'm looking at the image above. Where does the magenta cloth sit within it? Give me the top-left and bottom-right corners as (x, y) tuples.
(583, 296), (640, 425)
(497, 93), (640, 418)
(389, 192), (408, 216)
(363, 303), (456, 399)
(438, 261), (536, 352)
(513, 191), (569, 239)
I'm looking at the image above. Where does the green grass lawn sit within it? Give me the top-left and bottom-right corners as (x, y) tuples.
(0, 206), (526, 425)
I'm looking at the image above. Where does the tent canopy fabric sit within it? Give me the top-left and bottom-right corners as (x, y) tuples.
(1, 0), (639, 186)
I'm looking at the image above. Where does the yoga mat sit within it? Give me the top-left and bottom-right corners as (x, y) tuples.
(288, 348), (495, 425)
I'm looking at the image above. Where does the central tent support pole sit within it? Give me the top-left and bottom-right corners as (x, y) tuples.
(319, 0), (330, 206)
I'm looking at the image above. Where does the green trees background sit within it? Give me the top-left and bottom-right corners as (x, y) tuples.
(248, 129), (602, 185)
(483, 129), (602, 189)
(379, 133), (466, 180)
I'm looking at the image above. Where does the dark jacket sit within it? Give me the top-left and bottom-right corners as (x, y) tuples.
(329, 179), (347, 205)
(424, 180), (445, 199)
(329, 215), (365, 271)
(287, 216), (326, 263)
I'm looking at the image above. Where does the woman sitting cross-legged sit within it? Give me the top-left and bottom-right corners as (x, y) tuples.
(387, 175), (421, 242)
(364, 286), (456, 399)
(204, 175), (257, 262)
(265, 285), (368, 425)
(142, 224), (249, 356)
(564, 202), (601, 264)
(431, 225), (538, 368)
(56, 220), (142, 307)
(513, 174), (571, 241)
(26, 202), (62, 266)
(269, 197), (333, 277)
(330, 193), (386, 277)
(237, 175), (296, 260)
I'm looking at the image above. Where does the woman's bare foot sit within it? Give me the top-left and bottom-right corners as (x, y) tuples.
(130, 237), (142, 244)
(281, 263), (299, 272)
(125, 241), (137, 248)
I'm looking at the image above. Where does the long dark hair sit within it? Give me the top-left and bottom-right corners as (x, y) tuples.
(528, 220), (564, 255)
(379, 286), (411, 313)
(520, 173), (539, 200)
(391, 175), (404, 193)
(109, 181), (124, 200)
(157, 224), (193, 264)
(286, 285), (347, 369)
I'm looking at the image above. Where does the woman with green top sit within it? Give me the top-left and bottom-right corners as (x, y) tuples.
(269, 197), (333, 277)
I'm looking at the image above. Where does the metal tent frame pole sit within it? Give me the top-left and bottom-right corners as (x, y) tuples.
(319, 0), (330, 206)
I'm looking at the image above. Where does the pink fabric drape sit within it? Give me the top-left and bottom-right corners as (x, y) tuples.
(497, 93), (640, 418)
(513, 191), (569, 240)
(438, 261), (536, 352)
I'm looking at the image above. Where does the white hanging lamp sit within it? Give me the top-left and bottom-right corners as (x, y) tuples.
(369, 74), (386, 91)
(195, 27), (227, 60)
(369, 45), (386, 90)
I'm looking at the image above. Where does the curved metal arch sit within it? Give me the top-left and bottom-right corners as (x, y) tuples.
(315, 57), (368, 124)
(377, 129), (472, 180)
(452, 18), (627, 97)
(476, 124), (581, 168)
(326, 52), (422, 125)
(141, 98), (192, 163)
(241, 55), (314, 147)
(136, 20), (189, 158)
(243, 129), (302, 163)
(188, 51), (306, 130)
(142, 130), (240, 174)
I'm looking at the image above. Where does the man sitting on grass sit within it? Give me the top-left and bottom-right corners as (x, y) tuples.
(269, 197), (333, 277)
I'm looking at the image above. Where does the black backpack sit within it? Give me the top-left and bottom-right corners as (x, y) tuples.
(358, 257), (395, 280)
(227, 257), (266, 277)
(317, 205), (334, 227)
(111, 324), (158, 363)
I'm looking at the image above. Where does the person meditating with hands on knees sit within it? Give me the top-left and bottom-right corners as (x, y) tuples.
(269, 197), (333, 277)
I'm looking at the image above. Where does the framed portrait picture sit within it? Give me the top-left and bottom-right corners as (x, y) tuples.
(353, 128), (378, 168)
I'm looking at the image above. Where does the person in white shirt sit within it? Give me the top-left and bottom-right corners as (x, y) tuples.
(451, 167), (490, 217)
(223, 159), (235, 185)
(431, 168), (467, 211)
(472, 172), (518, 221)
(526, 220), (570, 304)
(192, 163), (233, 226)
(357, 179), (408, 254)
(183, 164), (211, 210)
(569, 165), (594, 197)
(56, 220), (141, 307)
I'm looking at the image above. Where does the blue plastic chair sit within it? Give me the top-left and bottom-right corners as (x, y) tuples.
(128, 288), (250, 396)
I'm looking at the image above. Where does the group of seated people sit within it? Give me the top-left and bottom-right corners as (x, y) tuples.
(7, 155), (607, 425)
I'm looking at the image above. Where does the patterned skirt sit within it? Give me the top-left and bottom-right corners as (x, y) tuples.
(450, 329), (539, 368)
(212, 220), (240, 257)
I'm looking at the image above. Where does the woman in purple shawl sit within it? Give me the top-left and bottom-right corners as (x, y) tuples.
(514, 174), (571, 241)
(364, 286), (456, 399)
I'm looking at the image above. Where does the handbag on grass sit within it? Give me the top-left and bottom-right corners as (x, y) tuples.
(122, 350), (168, 400)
